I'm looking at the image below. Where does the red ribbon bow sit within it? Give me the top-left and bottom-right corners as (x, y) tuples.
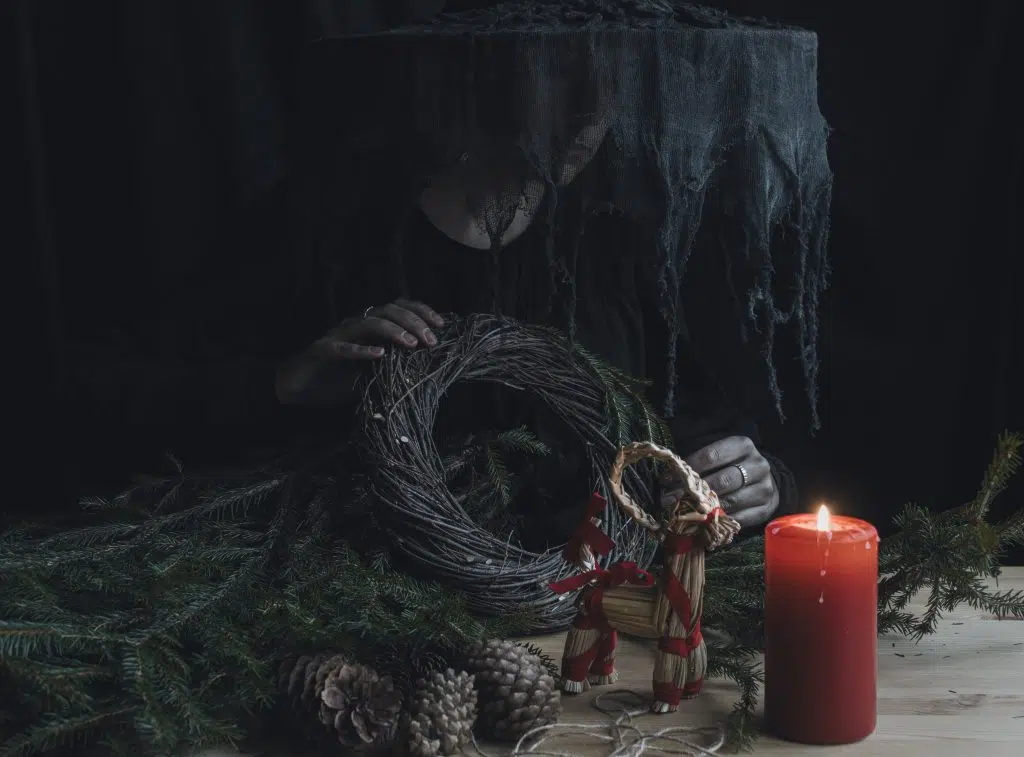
(563, 491), (616, 563)
(549, 561), (655, 632)
(548, 561), (655, 595)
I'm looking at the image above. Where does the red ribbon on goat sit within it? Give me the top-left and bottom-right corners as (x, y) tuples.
(655, 511), (721, 660)
(549, 560), (655, 595)
(550, 561), (655, 631)
(550, 561), (655, 682)
(703, 506), (726, 523)
(553, 503), (725, 691)
(652, 678), (704, 707)
(563, 492), (615, 563)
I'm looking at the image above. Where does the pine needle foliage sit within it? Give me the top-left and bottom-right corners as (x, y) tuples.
(875, 431), (1024, 639)
(569, 341), (673, 450)
(443, 426), (551, 539)
(0, 318), (1019, 757)
(0, 459), (527, 757)
(0, 332), (667, 757)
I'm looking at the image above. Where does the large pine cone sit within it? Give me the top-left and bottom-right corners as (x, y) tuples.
(406, 668), (478, 757)
(278, 654), (403, 751)
(464, 640), (562, 741)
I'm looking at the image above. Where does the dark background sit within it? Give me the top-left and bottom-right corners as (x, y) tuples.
(5, 1), (1022, 559)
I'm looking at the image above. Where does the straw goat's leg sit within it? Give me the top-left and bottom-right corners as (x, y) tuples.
(651, 549), (706, 712)
(588, 630), (618, 685)
(560, 619), (602, 694)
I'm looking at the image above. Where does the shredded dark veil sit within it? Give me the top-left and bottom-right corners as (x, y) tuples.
(298, 0), (832, 426)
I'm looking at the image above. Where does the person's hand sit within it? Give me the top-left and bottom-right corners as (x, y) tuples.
(660, 436), (779, 529)
(316, 299), (444, 359)
(276, 299), (444, 405)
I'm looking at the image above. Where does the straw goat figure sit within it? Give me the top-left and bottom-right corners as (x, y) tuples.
(550, 442), (741, 713)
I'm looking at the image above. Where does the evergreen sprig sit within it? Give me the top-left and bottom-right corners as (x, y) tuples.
(570, 341), (673, 450)
(443, 426), (551, 539)
(875, 431), (1024, 639)
(0, 322), (1019, 757)
(0, 463), (526, 757)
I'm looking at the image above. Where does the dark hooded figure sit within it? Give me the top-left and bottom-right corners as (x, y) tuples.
(274, 0), (832, 545)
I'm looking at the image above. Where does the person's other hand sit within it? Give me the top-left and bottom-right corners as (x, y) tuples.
(660, 436), (779, 529)
(276, 299), (444, 405)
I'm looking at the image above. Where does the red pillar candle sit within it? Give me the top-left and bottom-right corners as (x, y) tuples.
(764, 506), (879, 745)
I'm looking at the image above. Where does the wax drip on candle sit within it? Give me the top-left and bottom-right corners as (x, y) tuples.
(818, 547), (829, 605)
(816, 505), (832, 604)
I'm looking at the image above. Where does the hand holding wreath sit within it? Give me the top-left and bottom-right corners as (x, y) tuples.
(276, 299), (445, 405)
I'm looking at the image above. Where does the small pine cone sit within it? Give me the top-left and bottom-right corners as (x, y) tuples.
(278, 654), (403, 751)
(464, 640), (562, 742)
(406, 668), (478, 757)
(279, 653), (350, 715)
(320, 662), (404, 751)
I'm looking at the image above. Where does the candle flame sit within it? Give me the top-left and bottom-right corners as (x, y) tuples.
(816, 504), (831, 532)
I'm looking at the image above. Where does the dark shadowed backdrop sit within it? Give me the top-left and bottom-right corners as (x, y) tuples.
(4, 0), (1021, 560)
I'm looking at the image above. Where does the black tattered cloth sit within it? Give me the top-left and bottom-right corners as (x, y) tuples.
(299, 0), (833, 432)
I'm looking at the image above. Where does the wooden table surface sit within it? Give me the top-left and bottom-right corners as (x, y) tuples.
(519, 568), (1024, 757)
(209, 568), (1024, 757)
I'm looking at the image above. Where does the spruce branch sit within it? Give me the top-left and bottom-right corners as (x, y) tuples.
(494, 427), (551, 457)
(0, 452), (523, 757)
(0, 623), (119, 659)
(0, 315), (1018, 757)
(704, 643), (763, 752)
(876, 432), (1024, 638)
(966, 431), (1021, 520)
(569, 341), (673, 449)
(0, 708), (137, 757)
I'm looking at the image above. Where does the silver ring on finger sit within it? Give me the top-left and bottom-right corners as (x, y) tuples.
(363, 305), (376, 318)
(734, 464), (749, 488)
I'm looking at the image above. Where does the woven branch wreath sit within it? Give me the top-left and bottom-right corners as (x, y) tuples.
(357, 314), (659, 632)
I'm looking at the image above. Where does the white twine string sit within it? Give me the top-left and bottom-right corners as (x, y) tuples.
(470, 690), (724, 757)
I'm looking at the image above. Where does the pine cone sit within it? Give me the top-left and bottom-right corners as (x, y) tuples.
(464, 640), (562, 742)
(321, 663), (404, 750)
(279, 652), (351, 715)
(278, 654), (403, 751)
(406, 668), (478, 757)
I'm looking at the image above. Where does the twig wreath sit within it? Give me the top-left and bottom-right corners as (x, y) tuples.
(357, 314), (662, 631)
